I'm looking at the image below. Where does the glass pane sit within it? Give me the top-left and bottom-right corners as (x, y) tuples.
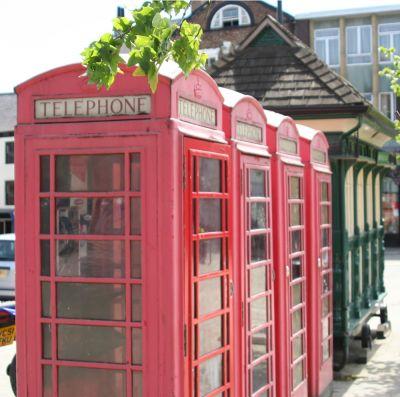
(131, 240), (142, 279)
(292, 309), (303, 334)
(322, 274), (330, 294)
(329, 38), (339, 65)
(315, 40), (326, 61)
(251, 203), (266, 230)
(322, 250), (330, 268)
(57, 283), (125, 321)
(56, 240), (125, 278)
(323, 339), (330, 361)
(252, 360), (268, 394)
(132, 328), (143, 365)
(251, 297), (267, 329)
(322, 228), (329, 247)
(394, 33), (400, 56)
(199, 199), (221, 232)
(199, 239), (222, 275)
(361, 26), (371, 53)
(251, 234), (266, 263)
(55, 154), (124, 192)
(42, 281), (50, 318)
(321, 182), (329, 201)
(292, 334), (303, 360)
(41, 240), (51, 276)
(199, 316), (222, 356)
(293, 360), (304, 389)
(321, 205), (329, 224)
(42, 323), (52, 359)
(43, 365), (52, 397)
(58, 367), (126, 397)
(323, 297), (330, 317)
(132, 285), (142, 322)
(56, 198), (124, 235)
(292, 283), (302, 306)
(199, 158), (221, 192)
(252, 327), (268, 360)
(379, 34), (391, 61)
(347, 27), (357, 54)
(250, 170), (265, 197)
(130, 153), (141, 192)
(40, 156), (50, 193)
(250, 266), (267, 296)
(131, 198), (141, 235)
(132, 372), (143, 396)
(290, 204), (301, 226)
(291, 230), (302, 253)
(322, 317), (329, 339)
(199, 278), (222, 316)
(58, 325), (125, 363)
(199, 354), (223, 397)
(290, 177), (301, 199)
(292, 257), (302, 279)
(40, 198), (50, 234)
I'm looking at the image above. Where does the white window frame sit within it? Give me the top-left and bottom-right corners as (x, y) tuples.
(346, 25), (372, 65)
(378, 22), (400, 64)
(314, 28), (340, 67)
(210, 5), (251, 30)
(201, 48), (220, 68)
(379, 92), (396, 121)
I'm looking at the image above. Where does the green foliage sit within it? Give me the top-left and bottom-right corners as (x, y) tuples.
(81, 1), (208, 92)
(379, 47), (400, 141)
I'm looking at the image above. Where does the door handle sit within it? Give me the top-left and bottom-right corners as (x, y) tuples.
(286, 265), (290, 278)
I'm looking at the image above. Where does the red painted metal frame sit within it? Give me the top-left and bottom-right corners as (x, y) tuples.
(300, 130), (333, 397)
(183, 137), (234, 397)
(267, 116), (308, 397)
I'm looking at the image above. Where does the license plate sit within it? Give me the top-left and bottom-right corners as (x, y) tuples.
(0, 325), (15, 346)
(0, 269), (9, 279)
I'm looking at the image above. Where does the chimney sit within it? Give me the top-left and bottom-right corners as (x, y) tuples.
(277, 0), (283, 23)
(191, 1), (206, 13)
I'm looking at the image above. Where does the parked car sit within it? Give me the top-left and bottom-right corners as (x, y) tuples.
(0, 234), (15, 300)
(0, 303), (16, 395)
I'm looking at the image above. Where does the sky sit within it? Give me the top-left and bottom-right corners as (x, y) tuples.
(0, 0), (400, 93)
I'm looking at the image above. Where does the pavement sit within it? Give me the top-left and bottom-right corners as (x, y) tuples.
(333, 248), (400, 397)
(0, 249), (398, 397)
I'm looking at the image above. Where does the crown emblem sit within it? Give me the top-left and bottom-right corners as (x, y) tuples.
(194, 79), (202, 99)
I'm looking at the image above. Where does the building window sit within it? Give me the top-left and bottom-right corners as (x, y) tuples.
(5, 142), (14, 164)
(379, 23), (400, 63)
(346, 25), (372, 64)
(362, 93), (373, 103)
(5, 181), (14, 206)
(314, 28), (339, 66)
(210, 5), (251, 30)
(379, 92), (397, 120)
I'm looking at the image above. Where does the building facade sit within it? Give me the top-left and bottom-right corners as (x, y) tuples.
(295, 5), (400, 122)
(0, 93), (16, 233)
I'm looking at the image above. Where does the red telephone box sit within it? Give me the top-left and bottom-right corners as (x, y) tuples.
(15, 63), (235, 397)
(220, 88), (276, 397)
(265, 111), (308, 397)
(298, 124), (333, 397)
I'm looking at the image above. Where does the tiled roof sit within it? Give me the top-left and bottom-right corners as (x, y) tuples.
(211, 15), (368, 110)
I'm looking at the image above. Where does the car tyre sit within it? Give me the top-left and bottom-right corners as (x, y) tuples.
(7, 354), (16, 396)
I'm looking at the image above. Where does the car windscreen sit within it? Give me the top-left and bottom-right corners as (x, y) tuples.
(0, 241), (15, 261)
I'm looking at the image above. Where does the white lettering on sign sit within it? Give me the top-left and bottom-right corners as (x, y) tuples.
(34, 95), (151, 119)
(236, 121), (263, 143)
(178, 97), (216, 127)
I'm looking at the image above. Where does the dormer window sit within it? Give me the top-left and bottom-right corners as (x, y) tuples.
(210, 4), (251, 30)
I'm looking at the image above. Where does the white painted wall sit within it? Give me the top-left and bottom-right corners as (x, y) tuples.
(0, 136), (14, 210)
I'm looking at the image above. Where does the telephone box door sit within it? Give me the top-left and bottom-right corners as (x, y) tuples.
(286, 169), (308, 397)
(317, 175), (333, 395)
(240, 155), (275, 397)
(184, 138), (233, 397)
(23, 134), (157, 397)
